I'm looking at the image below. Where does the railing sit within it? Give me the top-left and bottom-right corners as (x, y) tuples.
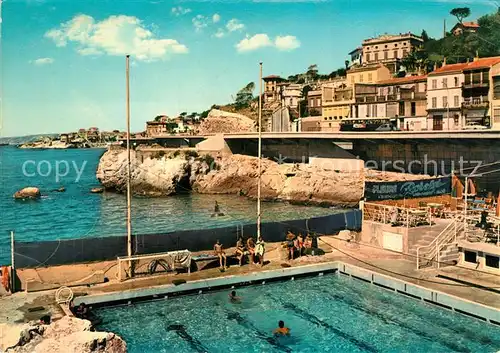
(363, 202), (431, 228)
(416, 216), (463, 270)
(463, 96), (489, 107)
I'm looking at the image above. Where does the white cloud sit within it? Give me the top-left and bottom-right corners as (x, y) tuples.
(236, 34), (301, 52)
(214, 28), (225, 38)
(275, 35), (301, 51)
(44, 14), (188, 62)
(32, 57), (54, 65)
(171, 6), (191, 16)
(192, 15), (209, 31)
(212, 13), (221, 23)
(236, 34), (273, 52)
(226, 19), (245, 32)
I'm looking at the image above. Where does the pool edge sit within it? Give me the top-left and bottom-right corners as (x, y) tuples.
(74, 261), (500, 326)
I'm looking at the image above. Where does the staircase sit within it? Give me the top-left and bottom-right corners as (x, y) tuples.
(415, 216), (465, 270)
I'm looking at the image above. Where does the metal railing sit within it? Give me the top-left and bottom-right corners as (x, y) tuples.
(416, 216), (463, 270)
(363, 202), (431, 228)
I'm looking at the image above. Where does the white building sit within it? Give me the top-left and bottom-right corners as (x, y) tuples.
(426, 62), (466, 131)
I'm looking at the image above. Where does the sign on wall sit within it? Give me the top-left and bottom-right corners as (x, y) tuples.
(364, 176), (451, 201)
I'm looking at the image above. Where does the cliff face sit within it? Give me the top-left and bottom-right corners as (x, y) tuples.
(97, 149), (365, 206)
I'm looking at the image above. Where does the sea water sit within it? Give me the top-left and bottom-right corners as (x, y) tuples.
(0, 147), (343, 264)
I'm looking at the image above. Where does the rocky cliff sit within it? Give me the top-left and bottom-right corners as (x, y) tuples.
(98, 148), (429, 206)
(3, 316), (126, 353)
(197, 109), (256, 134)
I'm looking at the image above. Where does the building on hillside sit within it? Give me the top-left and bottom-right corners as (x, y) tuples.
(321, 78), (350, 131)
(361, 33), (424, 73)
(300, 116), (322, 131)
(427, 62), (466, 130)
(348, 47), (363, 67)
(281, 83), (303, 109)
(451, 21), (480, 36)
(262, 75), (286, 103)
(351, 75), (427, 130)
(347, 63), (392, 85)
(462, 57), (500, 129)
(307, 89), (322, 116)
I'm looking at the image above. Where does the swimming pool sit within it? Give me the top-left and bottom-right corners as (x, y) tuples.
(95, 273), (500, 353)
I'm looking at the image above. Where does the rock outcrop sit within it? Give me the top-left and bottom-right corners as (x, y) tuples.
(96, 149), (195, 197)
(3, 316), (126, 353)
(13, 187), (41, 200)
(198, 109), (256, 134)
(97, 148), (435, 206)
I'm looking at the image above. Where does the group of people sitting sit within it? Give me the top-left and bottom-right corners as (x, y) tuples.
(214, 235), (266, 270)
(285, 232), (314, 260)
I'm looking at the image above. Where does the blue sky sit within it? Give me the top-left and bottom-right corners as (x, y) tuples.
(1, 0), (498, 136)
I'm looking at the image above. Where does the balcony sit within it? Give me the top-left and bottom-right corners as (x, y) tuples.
(463, 78), (489, 89)
(462, 96), (489, 108)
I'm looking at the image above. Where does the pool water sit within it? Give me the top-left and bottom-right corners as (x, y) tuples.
(96, 274), (500, 353)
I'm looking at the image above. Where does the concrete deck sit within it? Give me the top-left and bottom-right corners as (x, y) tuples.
(1, 236), (499, 326)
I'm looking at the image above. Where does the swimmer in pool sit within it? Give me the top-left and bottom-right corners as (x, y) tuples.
(273, 320), (290, 336)
(211, 201), (225, 217)
(228, 290), (241, 303)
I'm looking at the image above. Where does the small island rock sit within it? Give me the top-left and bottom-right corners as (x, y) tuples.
(13, 187), (41, 200)
(90, 187), (104, 194)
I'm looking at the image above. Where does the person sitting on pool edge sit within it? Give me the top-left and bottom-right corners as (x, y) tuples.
(235, 236), (246, 266)
(213, 240), (227, 270)
(228, 290), (241, 303)
(273, 320), (290, 336)
(246, 237), (256, 264)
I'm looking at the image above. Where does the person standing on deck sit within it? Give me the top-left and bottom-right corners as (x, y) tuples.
(214, 240), (227, 269)
(255, 236), (265, 267)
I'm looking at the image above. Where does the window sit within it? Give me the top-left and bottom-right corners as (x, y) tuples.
(442, 78), (447, 88)
(374, 53), (379, 61)
(454, 77), (459, 87)
(464, 251), (477, 264)
(329, 123), (332, 127)
(432, 97), (437, 108)
(366, 53), (371, 62)
(454, 95), (459, 107)
(395, 44), (398, 47)
(442, 96), (448, 107)
(411, 102), (416, 116)
(432, 79), (437, 89)
(385, 45), (388, 48)
(375, 46), (378, 49)
(368, 73), (373, 81)
(384, 51), (388, 60)
(493, 76), (500, 99)
(485, 254), (499, 269)
(393, 50), (398, 59)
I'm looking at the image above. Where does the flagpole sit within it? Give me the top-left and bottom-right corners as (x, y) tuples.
(463, 176), (468, 238)
(257, 62), (263, 240)
(126, 55), (133, 275)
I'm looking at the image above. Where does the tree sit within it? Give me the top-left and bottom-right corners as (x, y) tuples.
(180, 112), (187, 117)
(306, 64), (318, 82)
(234, 82), (255, 109)
(421, 30), (430, 42)
(154, 115), (163, 122)
(450, 7), (471, 24)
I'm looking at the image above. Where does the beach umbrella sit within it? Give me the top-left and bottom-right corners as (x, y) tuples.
(451, 175), (464, 199)
(496, 194), (500, 217)
(467, 178), (477, 196)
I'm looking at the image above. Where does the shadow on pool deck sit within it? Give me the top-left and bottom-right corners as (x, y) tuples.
(2, 235), (499, 325)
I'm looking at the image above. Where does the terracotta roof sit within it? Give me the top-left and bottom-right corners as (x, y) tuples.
(428, 62), (469, 75)
(377, 75), (427, 85)
(262, 75), (285, 80)
(463, 57), (500, 70)
(462, 21), (480, 28)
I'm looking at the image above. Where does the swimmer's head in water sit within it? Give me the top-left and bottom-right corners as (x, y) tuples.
(231, 290), (236, 297)
(278, 320), (285, 328)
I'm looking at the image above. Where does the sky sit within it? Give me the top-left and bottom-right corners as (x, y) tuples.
(1, 0), (498, 136)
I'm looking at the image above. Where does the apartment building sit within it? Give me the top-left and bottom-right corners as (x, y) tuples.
(352, 75), (427, 130)
(262, 75), (286, 103)
(461, 57), (500, 129)
(427, 63), (466, 130)
(307, 89), (322, 116)
(362, 33), (424, 73)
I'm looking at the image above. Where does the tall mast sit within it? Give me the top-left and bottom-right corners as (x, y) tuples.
(257, 62), (263, 239)
(126, 55), (132, 266)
